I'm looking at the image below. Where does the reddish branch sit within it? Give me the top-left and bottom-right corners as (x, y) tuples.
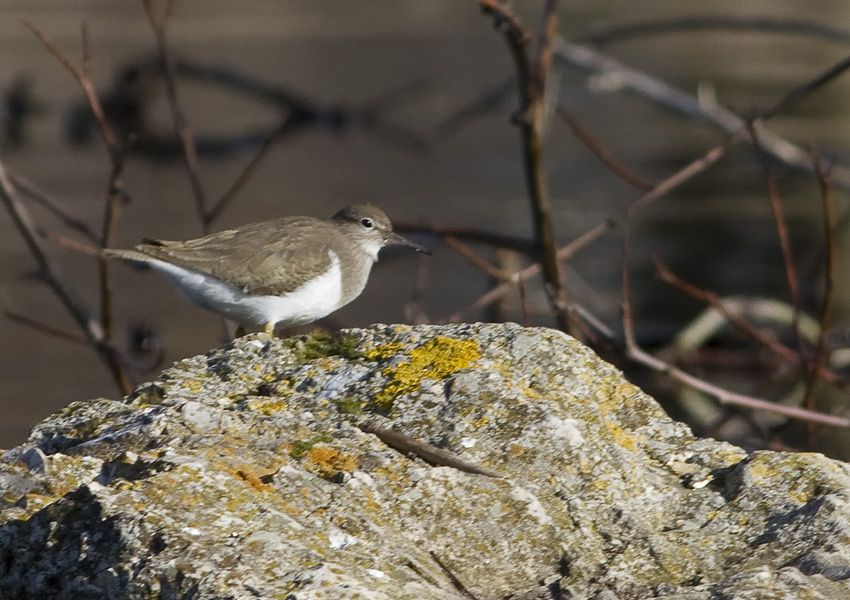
(804, 151), (838, 444)
(621, 217), (849, 428)
(8, 170), (98, 242)
(764, 166), (807, 379)
(653, 256), (845, 386)
(447, 220), (610, 322)
(556, 107), (655, 191)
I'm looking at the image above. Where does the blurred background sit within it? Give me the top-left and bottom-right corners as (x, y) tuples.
(3, 1), (850, 456)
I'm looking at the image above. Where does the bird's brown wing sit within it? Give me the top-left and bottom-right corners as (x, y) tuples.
(136, 216), (334, 295)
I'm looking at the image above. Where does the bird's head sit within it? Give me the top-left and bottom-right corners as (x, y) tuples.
(333, 204), (430, 260)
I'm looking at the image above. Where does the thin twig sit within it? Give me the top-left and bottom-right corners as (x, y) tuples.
(554, 38), (850, 192)
(804, 150), (837, 445)
(98, 157), (128, 344)
(206, 117), (302, 225)
(517, 278), (531, 326)
(556, 107), (655, 191)
(28, 19), (126, 353)
(20, 19), (118, 159)
(37, 227), (101, 257)
(761, 158), (807, 383)
(0, 159), (131, 394)
(358, 421), (503, 478)
(3, 309), (88, 346)
(142, 0), (208, 229)
(18, 19), (131, 392)
(444, 235), (508, 280)
(429, 552), (482, 600)
(396, 222), (533, 254)
(404, 254), (431, 325)
(447, 220), (610, 322)
(535, 0), (561, 96)
(9, 171), (98, 241)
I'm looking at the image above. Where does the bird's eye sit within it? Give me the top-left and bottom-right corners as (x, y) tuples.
(360, 218), (374, 228)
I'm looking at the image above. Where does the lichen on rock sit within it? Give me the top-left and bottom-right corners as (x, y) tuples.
(1, 322), (850, 599)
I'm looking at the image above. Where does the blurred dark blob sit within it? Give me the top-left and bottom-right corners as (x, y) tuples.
(2, 74), (43, 148)
(66, 65), (157, 146)
(125, 321), (165, 374)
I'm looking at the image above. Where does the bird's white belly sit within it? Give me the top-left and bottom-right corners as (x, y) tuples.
(146, 251), (344, 327)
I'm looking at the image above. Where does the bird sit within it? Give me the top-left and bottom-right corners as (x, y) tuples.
(103, 204), (429, 335)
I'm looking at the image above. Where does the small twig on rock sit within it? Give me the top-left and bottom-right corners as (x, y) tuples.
(357, 421), (503, 478)
(429, 551), (482, 600)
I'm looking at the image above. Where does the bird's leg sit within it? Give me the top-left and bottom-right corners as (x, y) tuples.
(263, 322), (275, 336)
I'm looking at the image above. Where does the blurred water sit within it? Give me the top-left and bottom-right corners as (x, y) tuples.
(2, 1), (850, 447)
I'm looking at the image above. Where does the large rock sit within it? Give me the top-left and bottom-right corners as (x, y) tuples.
(1, 323), (850, 599)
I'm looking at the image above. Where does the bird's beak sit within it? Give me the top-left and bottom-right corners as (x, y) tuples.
(387, 232), (431, 255)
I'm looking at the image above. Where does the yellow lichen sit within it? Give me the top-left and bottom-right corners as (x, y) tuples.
(472, 415), (490, 429)
(246, 398), (288, 415)
(183, 379), (203, 393)
(371, 337), (482, 410)
(607, 423), (637, 451)
(303, 446), (359, 479)
(363, 341), (405, 361)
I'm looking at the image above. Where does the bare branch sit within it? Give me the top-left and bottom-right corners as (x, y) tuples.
(20, 19), (118, 158)
(444, 235), (509, 281)
(142, 0), (209, 229)
(4, 309), (88, 346)
(8, 170), (98, 241)
(582, 16), (850, 47)
(653, 256), (845, 386)
(447, 220), (610, 322)
(0, 159), (131, 394)
(804, 149), (838, 443)
(621, 213), (849, 429)
(557, 107), (655, 191)
(206, 117), (300, 226)
(37, 227), (101, 257)
(554, 38), (850, 192)
(478, 0), (571, 331)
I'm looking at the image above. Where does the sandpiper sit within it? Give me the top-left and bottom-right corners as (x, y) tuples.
(103, 204), (429, 334)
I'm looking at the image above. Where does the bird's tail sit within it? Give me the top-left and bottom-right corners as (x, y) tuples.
(101, 248), (153, 264)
